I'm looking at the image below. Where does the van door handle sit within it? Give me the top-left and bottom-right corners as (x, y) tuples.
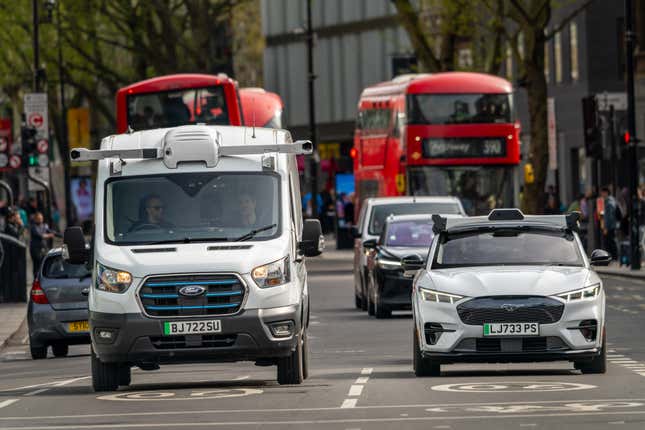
(81, 288), (90, 296)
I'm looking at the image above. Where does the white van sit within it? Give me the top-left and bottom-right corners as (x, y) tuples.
(63, 125), (323, 391)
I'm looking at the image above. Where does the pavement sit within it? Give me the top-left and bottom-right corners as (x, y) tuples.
(2, 250), (645, 428)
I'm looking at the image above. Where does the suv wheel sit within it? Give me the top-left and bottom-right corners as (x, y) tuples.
(578, 332), (607, 374)
(52, 344), (69, 358)
(413, 327), (440, 377)
(374, 295), (391, 319)
(30, 343), (47, 360)
(277, 329), (305, 385)
(91, 346), (121, 392)
(118, 364), (132, 386)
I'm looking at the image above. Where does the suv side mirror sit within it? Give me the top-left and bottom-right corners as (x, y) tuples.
(62, 226), (89, 264)
(362, 238), (377, 249)
(300, 219), (324, 257)
(590, 249), (612, 266)
(401, 254), (424, 275)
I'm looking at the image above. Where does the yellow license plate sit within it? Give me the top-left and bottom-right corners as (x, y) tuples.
(68, 321), (89, 332)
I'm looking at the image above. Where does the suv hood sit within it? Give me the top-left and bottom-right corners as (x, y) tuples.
(426, 266), (591, 297)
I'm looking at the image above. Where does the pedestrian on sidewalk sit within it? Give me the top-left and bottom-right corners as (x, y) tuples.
(29, 211), (55, 277)
(3, 206), (25, 240)
(600, 186), (619, 261)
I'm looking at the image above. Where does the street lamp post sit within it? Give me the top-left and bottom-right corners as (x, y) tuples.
(306, 0), (319, 219)
(625, 0), (641, 270)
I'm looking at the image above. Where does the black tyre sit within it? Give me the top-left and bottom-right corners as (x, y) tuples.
(355, 294), (362, 309)
(118, 364), (132, 386)
(360, 271), (368, 311)
(579, 333), (607, 374)
(367, 292), (375, 316)
(413, 327), (440, 377)
(30, 344), (47, 360)
(302, 329), (310, 380)
(91, 346), (120, 392)
(277, 329), (305, 385)
(52, 344), (69, 358)
(374, 295), (391, 319)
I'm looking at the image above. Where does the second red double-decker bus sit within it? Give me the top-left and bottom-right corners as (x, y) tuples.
(353, 72), (520, 215)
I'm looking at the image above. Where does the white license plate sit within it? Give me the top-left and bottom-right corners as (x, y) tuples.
(163, 320), (221, 335)
(483, 322), (539, 336)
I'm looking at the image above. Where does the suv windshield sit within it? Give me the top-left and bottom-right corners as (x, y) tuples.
(384, 220), (434, 247)
(105, 172), (280, 245)
(432, 229), (584, 268)
(44, 255), (91, 279)
(369, 203), (461, 235)
(127, 86), (229, 130)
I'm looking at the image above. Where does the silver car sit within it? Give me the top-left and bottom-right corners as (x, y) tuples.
(411, 209), (609, 376)
(28, 248), (92, 359)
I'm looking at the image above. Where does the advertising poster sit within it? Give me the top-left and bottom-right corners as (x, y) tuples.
(70, 177), (94, 222)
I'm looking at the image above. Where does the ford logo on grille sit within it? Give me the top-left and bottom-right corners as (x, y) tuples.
(179, 285), (206, 297)
(501, 304), (524, 312)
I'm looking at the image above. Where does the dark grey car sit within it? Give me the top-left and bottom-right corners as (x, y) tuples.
(27, 248), (92, 359)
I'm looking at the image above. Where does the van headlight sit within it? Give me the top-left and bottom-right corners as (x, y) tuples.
(557, 283), (601, 302)
(252, 256), (290, 288)
(96, 263), (132, 294)
(419, 287), (465, 304)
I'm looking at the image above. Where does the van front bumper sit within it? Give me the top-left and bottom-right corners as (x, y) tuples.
(90, 304), (301, 365)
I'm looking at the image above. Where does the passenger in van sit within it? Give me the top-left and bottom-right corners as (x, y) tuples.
(129, 194), (174, 231)
(238, 193), (260, 227)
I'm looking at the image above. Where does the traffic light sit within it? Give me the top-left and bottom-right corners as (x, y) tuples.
(582, 96), (600, 158)
(20, 125), (38, 166)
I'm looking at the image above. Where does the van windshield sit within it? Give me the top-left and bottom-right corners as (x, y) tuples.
(105, 172), (280, 245)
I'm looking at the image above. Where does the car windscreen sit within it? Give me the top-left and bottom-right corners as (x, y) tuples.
(368, 203), (461, 235)
(407, 93), (512, 125)
(105, 172), (280, 245)
(43, 255), (91, 279)
(432, 228), (584, 268)
(127, 86), (229, 130)
(384, 220), (434, 247)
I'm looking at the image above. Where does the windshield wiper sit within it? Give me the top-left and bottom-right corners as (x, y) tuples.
(234, 224), (277, 242)
(141, 237), (230, 245)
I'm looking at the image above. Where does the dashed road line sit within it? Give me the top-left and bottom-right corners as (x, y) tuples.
(341, 399), (358, 409)
(340, 367), (371, 408)
(348, 385), (364, 396)
(0, 399), (19, 410)
(23, 388), (49, 397)
(360, 368), (373, 375)
(608, 353), (645, 377)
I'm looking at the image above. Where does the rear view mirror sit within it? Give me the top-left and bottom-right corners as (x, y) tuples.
(590, 249), (611, 266)
(300, 219), (324, 257)
(362, 239), (377, 249)
(401, 254), (424, 275)
(63, 227), (89, 265)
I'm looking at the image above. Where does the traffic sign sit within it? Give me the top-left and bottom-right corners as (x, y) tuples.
(0, 153), (7, 168)
(23, 93), (49, 141)
(37, 153), (49, 167)
(37, 139), (49, 154)
(0, 137), (7, 152)
(28, 113), (44, 128)
(9, 155), (21, 169)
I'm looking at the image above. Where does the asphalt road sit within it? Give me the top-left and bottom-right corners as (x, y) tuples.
(2, 255), (645, 429)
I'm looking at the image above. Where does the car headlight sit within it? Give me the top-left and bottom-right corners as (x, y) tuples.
(96, 263), (132, 294)
(419, 287), (465, 304)
(252, 256), (290, 288)
(377, 257), (402, 270)
(557, 283), (601, 302)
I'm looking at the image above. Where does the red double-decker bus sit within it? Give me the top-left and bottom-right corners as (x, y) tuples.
(353, 72), (520, 215)
(239, 88), (283, 129)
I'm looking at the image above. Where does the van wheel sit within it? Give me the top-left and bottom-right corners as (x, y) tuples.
(413, 327), (440, 377)
(118, 364), (132, 386)
(277, 329), (305, 385)
(52, 344), (69, 358)
(578, 333), (607, 374)
(30, 343), (47, 360)
(91, 346), (120, 392)
(302, 329), (310, 380)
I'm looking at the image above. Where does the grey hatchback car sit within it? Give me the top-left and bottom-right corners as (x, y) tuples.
(27, 248), (92, 359)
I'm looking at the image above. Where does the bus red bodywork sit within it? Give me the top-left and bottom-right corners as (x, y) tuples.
(353, 72), (521, 215)
(239, 88), (283, 129)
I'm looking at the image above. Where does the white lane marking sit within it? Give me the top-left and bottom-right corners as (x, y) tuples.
(519, 425), (537, 428)
(348, 385), (364, 397)
(608, 421), (625, 425)
(341, 399), (357, 409)
(433, 426), (451, 429)
(52, 376), (90, 387)
(609, 359), (638, 363)
(355, 377), (369, 384)
(23, 389), (49, 397)
(0, 399), (19, 410)
(607, 355), (625, 358)
(361, 368), (373, 375)
(1, 376), (89, 392)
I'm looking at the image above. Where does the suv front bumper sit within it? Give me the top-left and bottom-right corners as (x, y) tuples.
(90, 304), (301, 364)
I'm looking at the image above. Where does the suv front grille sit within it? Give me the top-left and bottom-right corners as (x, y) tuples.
(139, 274), (245, 317)
(454, 336), (567, 353)
(456, 296), (564, 325)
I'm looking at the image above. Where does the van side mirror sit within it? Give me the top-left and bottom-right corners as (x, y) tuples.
(362, 238), (377, 249)
(62, 227), (89, 264)
(590, 249), (612, 266)
(401, 254), (424, 275)
(300, 219), (324, 257)
(351, 226), (361, 239)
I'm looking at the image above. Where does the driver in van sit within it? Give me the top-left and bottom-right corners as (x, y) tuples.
(238, 192), (259, 227)
(129, 194), (174, 231)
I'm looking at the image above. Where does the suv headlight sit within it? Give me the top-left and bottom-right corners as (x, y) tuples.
(377, 257), (401, 270)
(419, 287), (465, 304)
(96, 263), (132, 293)
(557, 283), (601, 302)
(252, 256), (290, 288)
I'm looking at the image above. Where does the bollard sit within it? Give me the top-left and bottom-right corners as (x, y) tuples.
(0, 233), (28, 303)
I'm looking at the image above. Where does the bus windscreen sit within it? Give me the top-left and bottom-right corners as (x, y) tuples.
(127, 86), (229, 131)
(407, 93), (512, 125)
